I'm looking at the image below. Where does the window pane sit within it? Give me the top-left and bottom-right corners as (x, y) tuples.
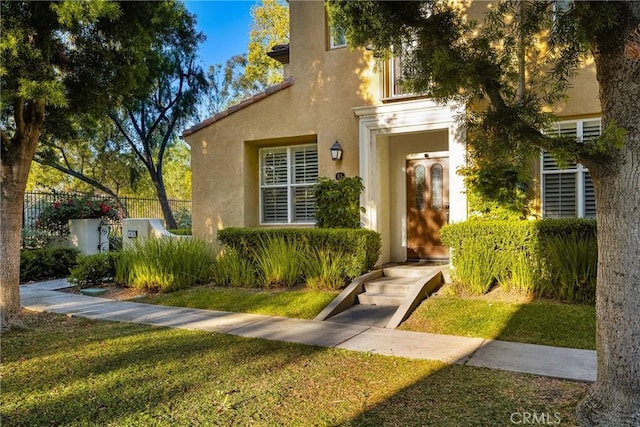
(292, 146), (318, 184)
(431, 164), (443, 210)
(584, 172), (596, 218)
(262, 187), (288, 223)
(261, 149), (288, 185)
(544, 173), (576, 218)
(583, 120), (601, 142)
(293, 186), (315, 222)
(330, 25), (346, 48)
(415, 165), (425, 210)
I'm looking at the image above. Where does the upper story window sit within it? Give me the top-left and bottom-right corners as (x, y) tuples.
(386, 41), (419, 98)
(329, 24), (347, 49)
(260, 144), (318, 224)
(541, 119), (600, 219)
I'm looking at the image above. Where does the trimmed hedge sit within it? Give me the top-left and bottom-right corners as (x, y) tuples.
(20, 248), (80, 283)
(217, 227), (381, 280)
(441, 219), (597, 303)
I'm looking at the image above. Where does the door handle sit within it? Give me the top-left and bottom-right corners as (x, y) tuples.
(445, 202), (450, 221)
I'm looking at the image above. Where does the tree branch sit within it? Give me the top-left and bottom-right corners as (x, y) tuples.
(108, 112), (150, 170)
(34, 155), (120, 200)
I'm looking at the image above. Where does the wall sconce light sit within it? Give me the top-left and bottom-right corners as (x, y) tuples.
(330, 141), (343, 161)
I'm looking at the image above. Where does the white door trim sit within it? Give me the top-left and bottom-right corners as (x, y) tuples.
(353, 99), (467, 264)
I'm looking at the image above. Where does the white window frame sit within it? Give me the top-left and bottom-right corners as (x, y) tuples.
(541, 118), (600, 219)
(259, 144), (317, 225)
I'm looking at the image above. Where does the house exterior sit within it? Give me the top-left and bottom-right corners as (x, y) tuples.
(183, 0), (601, 265)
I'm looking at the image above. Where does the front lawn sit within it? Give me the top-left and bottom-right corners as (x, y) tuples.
(2, 311), (588, 426)
(399, 294), (596, 350)
(139, 285), (338, 320)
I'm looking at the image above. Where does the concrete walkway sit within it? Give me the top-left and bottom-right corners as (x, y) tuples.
(20, 279), (596, 383)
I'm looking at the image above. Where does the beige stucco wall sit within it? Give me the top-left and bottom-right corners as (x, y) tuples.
(185, 0), (378, 242)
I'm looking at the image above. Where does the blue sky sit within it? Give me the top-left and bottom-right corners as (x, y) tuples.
(184, 1), (257, 68)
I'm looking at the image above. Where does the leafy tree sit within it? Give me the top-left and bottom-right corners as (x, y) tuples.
(328, 1), (639, 423)
(203, 0), (289, 116)
(0, 1), (194, 330)
(205, 55), (248, 115)
(244, 0), (290, 91)
(32, 116), (146, 200)
(108, 7), (206, 230)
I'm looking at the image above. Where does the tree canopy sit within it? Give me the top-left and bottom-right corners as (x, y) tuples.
(0, 0), (200, 329)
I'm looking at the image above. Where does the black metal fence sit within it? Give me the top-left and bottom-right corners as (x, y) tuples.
(23, 191), (192, 236)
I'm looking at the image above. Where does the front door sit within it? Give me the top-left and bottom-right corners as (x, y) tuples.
(406, 157), (449, 259)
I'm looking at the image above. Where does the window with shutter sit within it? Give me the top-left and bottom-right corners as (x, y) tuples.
(541, 119), (599, 218)
(260, 144), (318, 224)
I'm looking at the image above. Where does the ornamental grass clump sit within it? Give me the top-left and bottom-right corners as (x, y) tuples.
(116, 237), (214, 292)
(303, 248), (346, 290)
(255, 236), (303, 288)
(450, 238), (503, 295)
(211, 246), (257, 287)
(543, 234), (597, 304)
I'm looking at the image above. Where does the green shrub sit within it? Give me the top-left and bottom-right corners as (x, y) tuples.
(543, 235), (597, 304)
(20, 248), (80, 283)
(116, 237), (214, 292)
(255, 236), (303, 288)
(218, 227), (381, 280)
(211, 247), (257, 287)
(172, 206), (192, 229)
(313, 176), (365, 229)
(303, 248), (346, 290)
(69, 253), (117, 288)
(21, 229), (50, 250)
(441, 219), (597, 302)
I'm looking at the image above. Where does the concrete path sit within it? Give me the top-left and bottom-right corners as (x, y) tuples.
(20, 279), (597, 383)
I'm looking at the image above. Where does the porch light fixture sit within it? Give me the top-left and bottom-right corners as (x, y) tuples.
(330, 141), (343, 161)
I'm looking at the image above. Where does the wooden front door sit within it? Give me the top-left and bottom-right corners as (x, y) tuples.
(406, 157), (450, 259)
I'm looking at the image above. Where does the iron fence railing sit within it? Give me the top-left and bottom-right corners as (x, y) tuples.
(23, 191), (191, 237)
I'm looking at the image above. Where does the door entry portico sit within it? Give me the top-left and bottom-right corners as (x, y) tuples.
(406, 156), (450, 259)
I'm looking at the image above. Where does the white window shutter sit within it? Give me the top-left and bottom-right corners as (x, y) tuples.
(543, 173), (577, 218)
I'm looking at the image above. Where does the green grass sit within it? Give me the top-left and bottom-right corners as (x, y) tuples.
(400, 295), (596, 350)
(2, 311), (588, 426)
(139, 285), (338, 319)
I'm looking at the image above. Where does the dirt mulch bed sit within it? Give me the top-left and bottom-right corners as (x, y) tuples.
(60, 283), (147, 301)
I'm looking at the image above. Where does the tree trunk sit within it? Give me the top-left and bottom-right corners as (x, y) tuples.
(576, 9), (640, 424)
(151, 172), (177, 230)
(1, 104), (43, 331)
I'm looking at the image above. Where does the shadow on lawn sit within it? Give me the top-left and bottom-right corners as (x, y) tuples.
(346, 293), (594, 426)
(1, 312), (324, 426)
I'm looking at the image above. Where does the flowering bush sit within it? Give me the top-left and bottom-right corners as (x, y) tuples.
(36, 194), (121, 235)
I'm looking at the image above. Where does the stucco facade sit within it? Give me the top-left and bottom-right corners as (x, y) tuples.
(183, 0), (601, 265)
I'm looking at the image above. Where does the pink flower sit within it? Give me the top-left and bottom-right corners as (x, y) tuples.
(53, 202), (60, 209)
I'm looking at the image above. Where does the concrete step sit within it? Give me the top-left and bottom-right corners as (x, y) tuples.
(358, 292), (404, 306)
(382, 265), (444, 279)
(364, 277), (415, 296)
